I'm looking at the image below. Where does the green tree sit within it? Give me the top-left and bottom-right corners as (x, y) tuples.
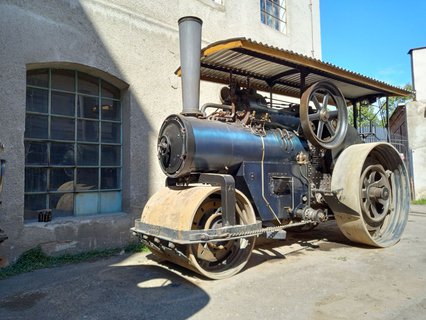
(348, 103), (382, 127)
(387, 83), (413, 116)
(348, 83), (413, 128)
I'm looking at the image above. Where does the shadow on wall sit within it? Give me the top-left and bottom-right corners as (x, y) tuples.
(0, 1), (153, 264)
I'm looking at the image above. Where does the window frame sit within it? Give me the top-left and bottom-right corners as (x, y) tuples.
(24, 68), (122, 220)
(260, 0), (287, 33)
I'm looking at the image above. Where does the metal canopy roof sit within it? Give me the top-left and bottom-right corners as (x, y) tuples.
(176, 38), (410, 102)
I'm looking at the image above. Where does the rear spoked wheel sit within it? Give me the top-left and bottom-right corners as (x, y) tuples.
(330, 143), (410, 247)
(360, 164), (392, 235)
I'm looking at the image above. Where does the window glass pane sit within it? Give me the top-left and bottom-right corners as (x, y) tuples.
(77, 95), (99, 119)
(50, 168), (74, 191)
(75, 193), (99, 215)
(25, 168), (47, 192)
(78, 73), (99, 96)
(100, 191), (121, 213)
(51, 69), (75, 92)
(50, 143), (75, 165)
(51, 193), (74, 216)
(279, 6), (285, 19)
(25, 114), (48, 139)
(25, 142), (48, 165)
(51, 117), (75, 141)
(101, 145), (120, 166)
(101, 80), (120, 99)
(77, 120), (99, 142)
(77, 144), (99, 166)
(26, 88), (48, 113)
(101, 122), (121, 143)
(76, 168), (98, 190)
(27, 69), (49, 87)
(101, 99), (121, 121)
(101, 168), (120, 189)
(51, 91), (75, 116)
(266, 0), (273, 14)
(25, 194), (47, 211)
(261, 0), (285, 32)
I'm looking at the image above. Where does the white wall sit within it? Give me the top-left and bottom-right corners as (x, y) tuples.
(406, 101), (426, 200)
(411, 48), (426, 102)
(408, 48), (426, 200)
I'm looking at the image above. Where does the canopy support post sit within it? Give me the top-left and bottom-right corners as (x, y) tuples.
(352, 100), (358, 129)
(385, 95), (390, 142)
(300, 68), (308, 97)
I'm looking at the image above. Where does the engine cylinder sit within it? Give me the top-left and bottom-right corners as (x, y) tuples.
(157, 114), (306, 178)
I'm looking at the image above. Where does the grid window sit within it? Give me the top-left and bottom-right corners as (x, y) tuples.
(260, 0), (287, 33)
(24, 69), (122, 220)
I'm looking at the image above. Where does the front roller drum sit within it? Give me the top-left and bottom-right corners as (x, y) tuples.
(330, 142), (410, 247)
(141, 186), (257, 279)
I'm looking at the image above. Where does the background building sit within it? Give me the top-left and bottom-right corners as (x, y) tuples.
(406, 47), (426, 200)
(0, 0), (321, 265)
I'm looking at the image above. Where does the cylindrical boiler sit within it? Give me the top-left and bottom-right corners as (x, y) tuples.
(157, 114), (306, 178)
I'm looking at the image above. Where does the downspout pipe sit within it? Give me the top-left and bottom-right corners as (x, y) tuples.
(178, 16), (203, 116)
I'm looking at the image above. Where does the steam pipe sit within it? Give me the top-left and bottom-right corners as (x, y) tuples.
(178, 16), (203, 116)
(201, 103), (232, 116)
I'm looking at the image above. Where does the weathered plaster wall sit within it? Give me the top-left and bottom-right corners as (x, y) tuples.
(408, 47), (426, 200)
(406, 101), (426, 200)
(0, 0), (321, 265)
(411, 49), (426, 101)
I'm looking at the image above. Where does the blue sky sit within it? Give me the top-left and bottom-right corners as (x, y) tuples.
(320, 0), (426, 88)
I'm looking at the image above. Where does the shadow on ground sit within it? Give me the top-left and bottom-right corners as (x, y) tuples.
(0, 259), (209, 320)
(245, 220), (357, 271)
(146, 220), (366, 279)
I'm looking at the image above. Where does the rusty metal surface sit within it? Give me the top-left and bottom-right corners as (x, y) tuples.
(141, 186), (221, 231)
(329, 142), (410, 247)
(132, 220), (262, 244)
(140, 186), (258, 279)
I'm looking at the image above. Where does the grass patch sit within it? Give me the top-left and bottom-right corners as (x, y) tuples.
(124, 241), (148, 253)
(0, 242), (146, 280)
(412, 198), (426, 205)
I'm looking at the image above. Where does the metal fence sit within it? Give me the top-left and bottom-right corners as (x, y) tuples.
(357, 126), (409, 159)
(357, 126), (414, 198)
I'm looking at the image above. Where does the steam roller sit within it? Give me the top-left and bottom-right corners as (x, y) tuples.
(132, 16), (411, 279)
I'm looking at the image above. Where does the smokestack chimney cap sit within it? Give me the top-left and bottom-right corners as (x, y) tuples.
(178, 16), (203, 25)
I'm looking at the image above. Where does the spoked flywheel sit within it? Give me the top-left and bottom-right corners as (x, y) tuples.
(329, 143), (410, 247)
(300, 81), (348, 149)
